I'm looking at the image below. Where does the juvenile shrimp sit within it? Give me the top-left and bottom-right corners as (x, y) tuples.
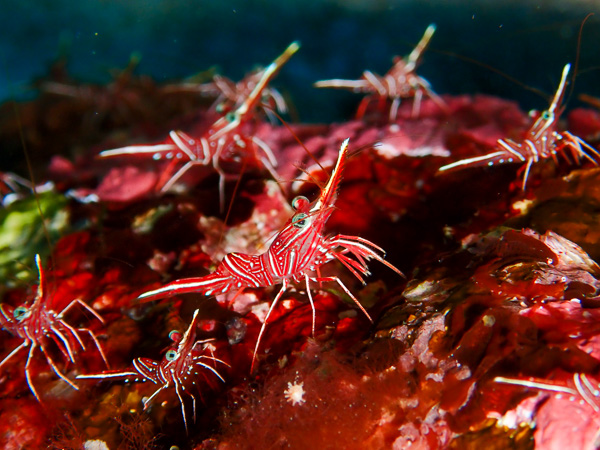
(439, 64), (600, 189)
(77, 309), (228, 433)
(0, 255), (108, 401)
(137, 138), (404, 371)
(99, 41), (300, 211)
(314, 24), (446, 120)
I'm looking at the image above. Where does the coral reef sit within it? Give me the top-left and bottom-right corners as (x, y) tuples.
(1, 39), (600, 450)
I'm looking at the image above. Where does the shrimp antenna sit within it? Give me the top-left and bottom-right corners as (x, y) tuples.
(218, 158), (248, 249)
(565, 12), (594, 107)
(433, 49), (549, 101)
(293, 163), (326, 191)
(263, 104), (327, 174)
(4, 61), (55, 272)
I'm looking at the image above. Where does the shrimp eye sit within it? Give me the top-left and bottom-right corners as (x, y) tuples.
(541, 111), (551, 120)
(291, 196), (309, 211)
(292, 213), (309, 229)
(225, 112), (237, 122)
(166, 350), (178, 361)
(168, 330), (182, 343)
(13, 306), (29, 322)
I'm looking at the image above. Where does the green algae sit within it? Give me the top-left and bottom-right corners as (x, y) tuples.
(0, 191), (69, 287)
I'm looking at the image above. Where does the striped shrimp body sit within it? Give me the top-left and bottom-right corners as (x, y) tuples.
(0, 255), (108, 401)
(77, 309), (227, 433)
(187, 69), (289, 120)
(439, 64), (600, 189)
(138, 139), (404, 370)
(314, 24), (446, 120)
(99, 41), (300, 211)
(212, 71), (288, 116)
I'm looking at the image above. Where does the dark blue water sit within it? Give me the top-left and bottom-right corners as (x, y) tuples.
(1, 0), (599, 122)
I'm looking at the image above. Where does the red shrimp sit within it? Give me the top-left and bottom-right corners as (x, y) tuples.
(99, 41), (300, 211)
(439, 64), (600, 189)
(210, 70), (288, 117)
(314, 24), (446, 120)
(170, 68), (289, 120)
(495, 372), (600, 413)
(0, 255), (108, 401)
(137, 138), (404, 370)
(77, 309), (227, 433)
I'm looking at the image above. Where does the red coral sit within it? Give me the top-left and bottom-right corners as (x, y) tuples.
(94, 165), (158, 203)
(568, 107), (600, 142)
(0, 399), (51, 449)
(534, 388), (600, 450)
(6, 61), (600, 449)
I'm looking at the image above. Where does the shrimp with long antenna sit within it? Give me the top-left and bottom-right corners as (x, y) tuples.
(439, 64), (600, 189)
(210, 70), (289, 118)
(99, 41), (300, 211)
(168, 67), (289, 121)
(77, 309), (228, 433)
(314, 24), (446, 120)
(137, 139), (404, 371)
(0, 255), (109, 401)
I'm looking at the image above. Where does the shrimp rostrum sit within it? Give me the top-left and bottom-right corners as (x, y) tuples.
(138, 139), (404, 369)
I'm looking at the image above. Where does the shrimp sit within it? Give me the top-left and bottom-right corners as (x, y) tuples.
(495, 373), (600, 413)
(314, 24), (446, 120)
(439, 64), (600, 189)
(137, 138), (404, 370)
(77, 309), (227, 433)
(168, 68), (289, 120)
(0, 255), (108, 401)
(99, 41), (300, 211)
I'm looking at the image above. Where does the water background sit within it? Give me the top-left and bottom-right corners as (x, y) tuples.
(1, 0), (599, 122)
